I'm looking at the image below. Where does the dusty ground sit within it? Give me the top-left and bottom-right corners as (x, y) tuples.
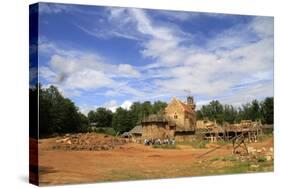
(37, 134), (274, 186)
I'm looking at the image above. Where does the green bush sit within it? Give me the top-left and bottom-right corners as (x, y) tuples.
(210, 156), (221, 161)
(197, 140), (208, 148)
(93, 127), (117, 136)
(257, 156), (267, 163)
(222, 155), (237, 161)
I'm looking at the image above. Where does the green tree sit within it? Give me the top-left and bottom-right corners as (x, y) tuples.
(78, 113), (90, 132)
(112, 107), (133, 133)
(88, 110), (97, 123)
(199, 100), (224, 123)
(261, 97), (274, 124)
(90, 107), (113, 127)
(196, 97), (273, 125)
(152, 101), (167, 114)
(38, 84), (90, 137)
(196, 110), (204, 120)
(129, 102), (143, 127)
(250, 100), (262, 121)
(142, 101), (152, 117)
(240, 103), (252, 120)
(223, 104), (237, 124)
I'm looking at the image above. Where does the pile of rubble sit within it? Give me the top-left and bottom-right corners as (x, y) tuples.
(52, 133), (129, 151)
(247, 146), (274, 161)
(237, 146), (274, 162)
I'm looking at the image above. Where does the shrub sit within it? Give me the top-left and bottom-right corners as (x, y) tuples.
(210, 156), (221, 161)
(257, 156), (267, 163)
(93, 127), (117, 136)
(222, 155), (237, 161)
(196, 140), (208, 148)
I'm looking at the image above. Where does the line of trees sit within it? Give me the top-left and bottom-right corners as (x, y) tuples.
(196, 98), (274, 125)
(31, 84), (90, 138)
(32, 84), (167, 137)
(32, 84), (273, 138)
(88, 101), (167, 134)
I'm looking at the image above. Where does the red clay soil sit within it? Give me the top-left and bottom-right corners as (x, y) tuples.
(37, 134), (273, 186)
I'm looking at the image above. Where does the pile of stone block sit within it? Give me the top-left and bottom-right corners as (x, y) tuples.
(53, 133), (129, 151)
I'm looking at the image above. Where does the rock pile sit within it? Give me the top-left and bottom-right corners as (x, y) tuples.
(248, 146), (274, 161)
(237, 146), (274, 162)
(53, 133), (129, 151)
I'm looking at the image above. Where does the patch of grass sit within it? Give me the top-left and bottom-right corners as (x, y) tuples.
(262, 133), (273, 140)
(221, 160), (273, 174)
(98, 158), (273, 183)
(99, 170), (148, 182)
(152, 144), (178, 149)
(222, 155), (237, 161)
(197, 140), (208, 148)
(217, 140), (231, 145)
(210, 156), (221, 161)
(178, 140), (208, 149)
(257, 156), (267, 163)
(192, 159), (273, 176)
(93, 127), (117, 136)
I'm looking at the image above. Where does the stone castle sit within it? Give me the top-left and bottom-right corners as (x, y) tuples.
(129, 96), (197, 142)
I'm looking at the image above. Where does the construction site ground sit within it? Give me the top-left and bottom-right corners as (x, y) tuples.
(35, 133), (273, 185)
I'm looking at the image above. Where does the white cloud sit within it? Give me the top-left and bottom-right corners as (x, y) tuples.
(219, 81), (274, 106)
(89, 100), (133, 113)
(39, 3), (75, 14)
(107, 9), (273, 104)
(79, 104), (98, 116)
(249, 17), (274, 38)
(152, 11), (197, 22)
(64, 69), (114, 90)
(117, 64), (140, 77)
(39, 41), (141, 95)
(40, 8), (273, 108)
(103, 100), (119, 112)
(121, 100), (133, 110)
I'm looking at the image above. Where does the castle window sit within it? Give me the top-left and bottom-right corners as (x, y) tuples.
(174, 114), (178, 119)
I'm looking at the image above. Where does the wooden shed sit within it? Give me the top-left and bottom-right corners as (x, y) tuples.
(141, 114), (175, 140)
(128, 125), (142, 143)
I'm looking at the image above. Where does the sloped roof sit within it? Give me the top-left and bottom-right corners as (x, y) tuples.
(171, 98), (195, 114)
(121, 132), (131, 137)
(141, 114), (168, 123)
(129, 125), (142, 134)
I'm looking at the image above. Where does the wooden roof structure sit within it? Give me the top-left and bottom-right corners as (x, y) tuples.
(129, 125), (142, 134)
(141, 114), (168, 123)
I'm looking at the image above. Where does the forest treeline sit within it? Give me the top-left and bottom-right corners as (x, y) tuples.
(30, 85), (273, 138)
(196, 98), (273, 125)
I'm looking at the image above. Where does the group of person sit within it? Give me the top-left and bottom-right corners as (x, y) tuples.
(144, 138), (175, 145)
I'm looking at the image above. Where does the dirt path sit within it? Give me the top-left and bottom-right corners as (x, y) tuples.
(38, 137), (273, 185)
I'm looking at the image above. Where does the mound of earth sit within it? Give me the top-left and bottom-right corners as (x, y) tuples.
(50, 133), (129, 151)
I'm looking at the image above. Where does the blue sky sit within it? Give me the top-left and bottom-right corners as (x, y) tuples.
(34, 3), (274, 114)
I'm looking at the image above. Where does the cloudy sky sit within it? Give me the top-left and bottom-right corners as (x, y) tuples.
(35, 3), (274, 114)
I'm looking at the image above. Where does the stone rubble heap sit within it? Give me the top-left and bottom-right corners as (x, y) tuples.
(53, 133), (129, 151)
(237, 146), (274, 163)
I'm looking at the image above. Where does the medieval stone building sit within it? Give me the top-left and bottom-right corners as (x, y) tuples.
(139, 96), (197, 142)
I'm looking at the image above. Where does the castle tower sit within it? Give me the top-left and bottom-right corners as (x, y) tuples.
(187, 96), (196, 111)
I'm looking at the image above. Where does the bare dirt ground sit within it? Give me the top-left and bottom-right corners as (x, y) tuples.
(38, 134), (273, 186)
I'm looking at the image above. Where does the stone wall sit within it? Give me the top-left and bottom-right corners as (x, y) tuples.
(142, 122), (175, 139)
(165, 98), (196, 131)
(165, 99), (186, 129)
